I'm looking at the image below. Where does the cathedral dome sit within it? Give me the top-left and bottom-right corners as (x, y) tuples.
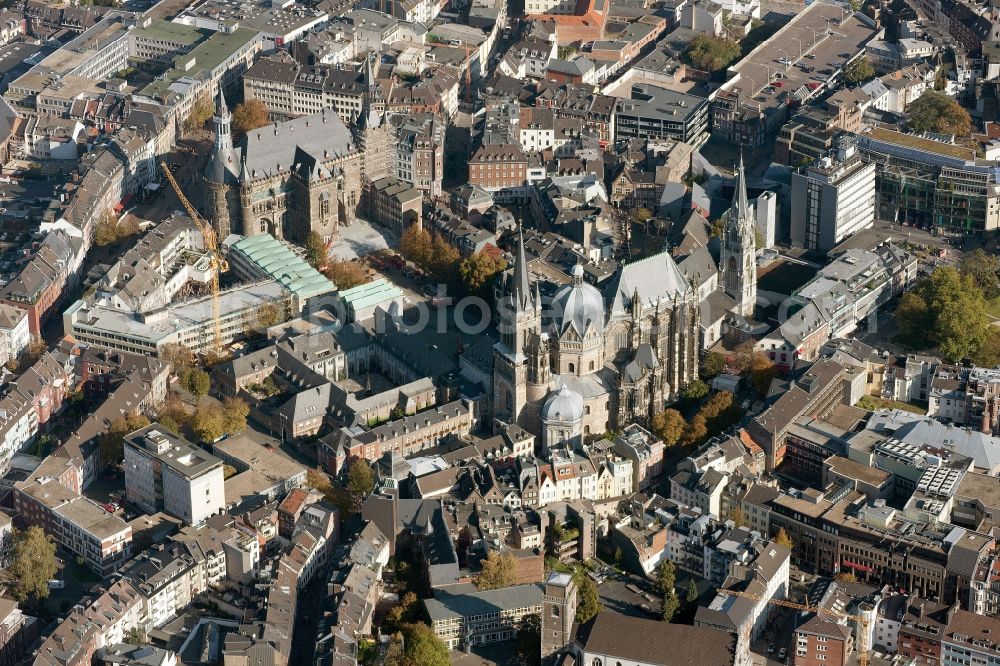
(542, 385), (585, 423)
(551, 265), (605, 337)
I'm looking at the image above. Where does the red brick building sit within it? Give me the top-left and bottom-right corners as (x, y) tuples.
(468, 143), (528, 198)
(792, 615), (852, 666)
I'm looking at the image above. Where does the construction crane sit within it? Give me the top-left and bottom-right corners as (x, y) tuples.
(719, 588), (871, 666)
(159, 160), (226, 357)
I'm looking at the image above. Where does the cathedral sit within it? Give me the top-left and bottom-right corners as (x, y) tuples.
(202, 56), (392, 243)
(493, 232), (702, 447)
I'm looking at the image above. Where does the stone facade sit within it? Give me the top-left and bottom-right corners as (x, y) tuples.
(493, 233), (701, 440)
(202, 59), (392, 244)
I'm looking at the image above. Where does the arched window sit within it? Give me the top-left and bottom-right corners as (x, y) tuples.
(589, 360), (595, 371)
(585, 406), (591, 415)
(584, 425), (590, 434)
(592, 660), (602, 666)
(569, 362), (575, 373)
(551, 605), (560, 618)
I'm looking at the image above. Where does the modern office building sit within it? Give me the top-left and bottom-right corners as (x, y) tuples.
(124, 426), (225, 526)
(615, 83), (709, 146)
(857, 127), (1000, 235)
(791, 137), (877, 250)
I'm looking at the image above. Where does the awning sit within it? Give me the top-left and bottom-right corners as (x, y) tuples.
(842, 559), (875, 573)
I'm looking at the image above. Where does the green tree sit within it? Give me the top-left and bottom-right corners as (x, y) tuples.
(192, 405), (226, 442)
(231, 99), (269, 136)
(459, 252), (508, 298)
(774, 528), (794, 549)
(896, 266), (990, 361)
(304, 231), (327, 270)
(906, 90), (972, 136)
(681, 379), (709, 401)
(399, 623), (450, 666)
(478, 550), (518, 590)
(656, 560), (676, 597)
(346, 458), (374, 496)
(221, 397), (249, 436)
(124, 628), (146, 646)
(632, 207), (653, 234)
(385, 591), (418, 633)
(843, 57), (875, 85)
(702, 351), (726, 379)
(959, 249), (1000, 299)
(650, 409), (686, 447)
(895, 291), (931, 343)
(687, 35), (741, 72)
(515, 614), (541, 666)
(614, 546), (623, 570)
(99, 413), (150, 464)
(686, 578), (698, 603)
(662, 589), (680, 622)
(184, 368), (211, 398)
(9, 527), (58, 605)
(223, 464), (238, 479)
(575, 571), (602, 624)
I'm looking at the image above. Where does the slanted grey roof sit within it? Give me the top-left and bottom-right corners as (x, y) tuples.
(423, 584), (543, 622)
(608, 250), (691, 316)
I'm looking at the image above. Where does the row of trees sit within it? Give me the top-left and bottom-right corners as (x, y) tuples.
(183, 95), (271, 137)
(656, 560), (698, 622)
(399, 226), (508, 299)
(651, 389), (744, 448)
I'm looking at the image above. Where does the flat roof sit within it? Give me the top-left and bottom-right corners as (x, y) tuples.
(723, 2), (879, 109)
(139, 27), (259, 100)
(866, 127), (975, 161)
(126, 425), (222, 479)
(132, 18), (211, 45)
(70, 280), (288, 346)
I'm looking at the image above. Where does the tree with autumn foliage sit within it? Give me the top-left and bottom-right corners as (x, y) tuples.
(232, 99), (270, 136)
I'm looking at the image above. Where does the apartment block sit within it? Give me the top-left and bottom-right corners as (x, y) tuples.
(124, 426), (225, 526)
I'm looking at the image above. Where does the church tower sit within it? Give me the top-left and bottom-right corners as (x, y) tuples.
(720, 155), (757, 318)
(540, 571), (577, 665)
(203, 86), (241, 239)
(494, 231), (543, 428)
(353, 54), (392, 214)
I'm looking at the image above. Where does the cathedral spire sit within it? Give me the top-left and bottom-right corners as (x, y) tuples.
(733, 151), (749, 222)
(513, 228), (531, 311)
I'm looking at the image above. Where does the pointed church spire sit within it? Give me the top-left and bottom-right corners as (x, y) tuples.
(513, 227), (531, 311)
(215, 86), (229, 120)
(733, 151), (749, 222)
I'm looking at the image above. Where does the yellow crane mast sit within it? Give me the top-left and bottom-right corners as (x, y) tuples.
(159, 160), (226, 357)
(719, 588), (871, 666)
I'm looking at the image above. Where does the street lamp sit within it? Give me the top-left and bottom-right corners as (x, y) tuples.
(792, 37), (803, 58)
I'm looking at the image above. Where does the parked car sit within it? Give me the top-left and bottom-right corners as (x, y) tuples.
(47, 580), (65, 590)
(778, 648), (787, 660)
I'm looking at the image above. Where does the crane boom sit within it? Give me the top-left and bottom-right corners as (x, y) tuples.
(718, 588), (870, 666)
(160, 160), (224, 356)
